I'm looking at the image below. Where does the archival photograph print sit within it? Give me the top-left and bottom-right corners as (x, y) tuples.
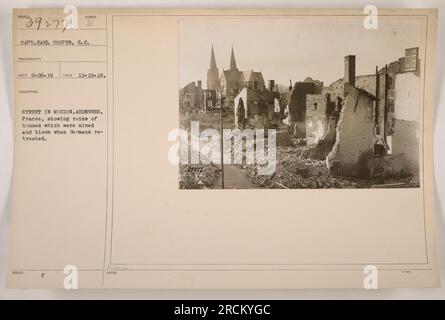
(178, 16), (423, 189)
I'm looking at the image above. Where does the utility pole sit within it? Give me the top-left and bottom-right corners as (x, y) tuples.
(219, 93), (224, 189)
(383, 64), (388, 143)
(375, 65), (380, 126)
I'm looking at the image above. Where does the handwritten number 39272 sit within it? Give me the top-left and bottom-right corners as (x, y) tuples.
(24, 17), (69, 32)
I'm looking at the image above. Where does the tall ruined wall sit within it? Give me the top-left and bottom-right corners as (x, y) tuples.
(306, 94), (329, 143)
(302, 72), (376, 135)
(287, 82), (312, 122)
(305, 75), (375, 144)
(390, 71), (420, 175)
(288, 82), (322, 118)
(327, 87), (376, 178)
(326, 74), (385, 136)
(287, 81), (323, 137)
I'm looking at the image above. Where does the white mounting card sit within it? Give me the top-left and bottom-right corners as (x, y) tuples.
(8, 8), (439, 288)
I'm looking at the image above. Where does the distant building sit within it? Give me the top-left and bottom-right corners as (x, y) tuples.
(179, 80), (202, 113)
(179, 46), (268, 111)
(219, 47), (266, 104)
(179, 80), (219, 113)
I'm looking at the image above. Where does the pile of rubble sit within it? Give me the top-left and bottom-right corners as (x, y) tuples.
(290, 136), (335, 160)
(240, 146), (370, 189)
(179, 164), (220, 189)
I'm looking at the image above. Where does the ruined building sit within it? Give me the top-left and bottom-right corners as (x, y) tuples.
(179, 46), (221, 113)
(286, 77), (324, 137)
(179, 80), (202, 112)
(233, 80), (281, 130)
(179, 80), (217, 113)
(305, 48), (420, 180)
(201, 89), (218, 111)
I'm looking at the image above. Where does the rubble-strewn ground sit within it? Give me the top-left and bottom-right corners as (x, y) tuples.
(179, 164), (220, 189)
(179, 110), (231, 189)
(178, 111), (419, 189)
(239, 145), (419, 189)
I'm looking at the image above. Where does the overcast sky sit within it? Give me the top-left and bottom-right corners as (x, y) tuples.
(179, 16), (423, 88)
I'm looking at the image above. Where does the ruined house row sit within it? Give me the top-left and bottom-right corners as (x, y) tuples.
(178, 46), (421, 181)
(227, 47), (420, 181)
(296, 48), (420, 180)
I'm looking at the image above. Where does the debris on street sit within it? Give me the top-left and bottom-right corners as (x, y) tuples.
(241, 146), (370, 189)
(179, 164), (220, 189)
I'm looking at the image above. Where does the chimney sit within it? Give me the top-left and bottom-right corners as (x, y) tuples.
(344, 55), (356, 87)
(268, 80), (275, 92)
(197, 80), (202, 90)
(289, 79), (293, 91)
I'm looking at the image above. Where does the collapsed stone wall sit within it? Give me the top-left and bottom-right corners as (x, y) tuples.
(286, 81), (323, 137)
(302, 92), (340, 160)
(305, 94), (329, 143)
(305, 109), (340, 160)
(326, 87), (376, 178)
(302, 50), (420, 181)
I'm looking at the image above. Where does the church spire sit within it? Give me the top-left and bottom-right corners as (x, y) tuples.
(210, 45), (217, 69)
(230, 46), (238, 70)
(207, 45), (220, 91)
